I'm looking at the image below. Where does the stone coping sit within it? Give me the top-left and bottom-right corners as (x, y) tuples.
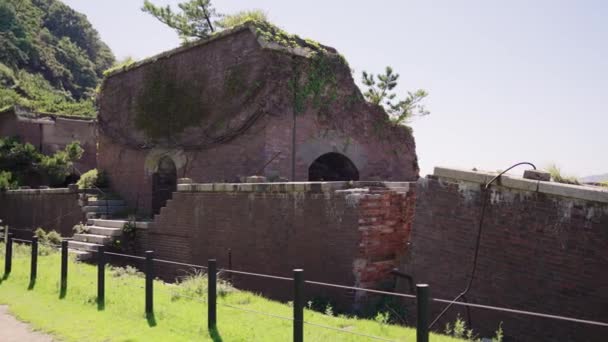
(434, 166), (608, 204)
(1, 187), (77, 195)
(177, 181), (412, 194)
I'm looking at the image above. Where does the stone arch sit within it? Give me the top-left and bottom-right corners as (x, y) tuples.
(152, 156), (177, 214)
(308, 152), (360, 181)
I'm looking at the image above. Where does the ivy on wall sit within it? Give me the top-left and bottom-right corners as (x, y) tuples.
(134, 64), (203, 142)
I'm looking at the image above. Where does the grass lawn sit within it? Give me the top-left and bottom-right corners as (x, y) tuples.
(0, 242), (464, 341)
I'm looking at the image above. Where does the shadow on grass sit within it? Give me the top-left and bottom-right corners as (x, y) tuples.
(97, 298), (105, 311)
(59, 286), (66, 299)
(146, 312), (157, 327)
(27, 278), (35, 290)
(0, 272), (8, 283)
(209, 326), (223, 342)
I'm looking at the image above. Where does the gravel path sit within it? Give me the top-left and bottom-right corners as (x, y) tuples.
(0, 305), (54, 342)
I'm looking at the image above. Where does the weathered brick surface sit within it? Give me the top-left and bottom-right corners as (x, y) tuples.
(137, 187), (414, 310)
(98, 26), (418, 215)
(0, 189), (84, 238)
(399, 177), (608, 342)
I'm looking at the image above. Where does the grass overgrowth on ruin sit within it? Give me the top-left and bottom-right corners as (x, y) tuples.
(0, 243), (465, 341)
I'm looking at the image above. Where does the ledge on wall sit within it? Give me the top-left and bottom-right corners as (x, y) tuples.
(176, 180), (413, 194)
(433, 166), (608, 204)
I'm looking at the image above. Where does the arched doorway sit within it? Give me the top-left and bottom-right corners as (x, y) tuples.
(308, 152), (360, 181)
(152, 156), (177, 214)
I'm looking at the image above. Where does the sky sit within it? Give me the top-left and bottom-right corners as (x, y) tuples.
(63, 0), (608, 178)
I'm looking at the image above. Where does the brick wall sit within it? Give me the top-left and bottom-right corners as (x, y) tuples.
(136, 181), (415, 311)
(399, 171), (608, 342)
(0, 188), (84, 238)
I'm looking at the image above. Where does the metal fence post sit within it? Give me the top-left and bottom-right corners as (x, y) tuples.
(145, 251), (154, 315)
(60, 240), (68, 293)
(97, 245), (105, 308)
(4, 233), (12, 276)
(293, 269), (304, 342)
(30, 236), (38, 285)
(208, 259), (217, 329)
(416, 284), (429, 342)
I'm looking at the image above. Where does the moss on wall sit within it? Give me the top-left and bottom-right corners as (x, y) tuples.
(134, 65), (203, 142)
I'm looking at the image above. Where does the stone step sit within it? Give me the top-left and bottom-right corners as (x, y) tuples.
(87, 226), (122, 237)
(68, 249), (92, 261)
(87, 219), (152, 229)
(82, 206), (126, 214)
(87, 200), (126, 207)
(68, 240), (101, 252)
(73, 233), (112, 245)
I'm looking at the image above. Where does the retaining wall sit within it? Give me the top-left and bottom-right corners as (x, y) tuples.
(0, 187), (84, 238)
(399, 167), (608, 342)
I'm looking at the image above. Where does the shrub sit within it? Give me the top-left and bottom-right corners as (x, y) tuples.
(546, 164), (580, 185)
(77, 169), (97, 189)
(34, 228), (62, 245)
(0, 171), (16, 190)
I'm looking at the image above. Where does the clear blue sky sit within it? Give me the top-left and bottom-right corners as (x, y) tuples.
(63, 0), (607, 177)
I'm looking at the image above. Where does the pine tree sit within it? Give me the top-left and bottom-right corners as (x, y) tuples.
(142, 0), (218, 41)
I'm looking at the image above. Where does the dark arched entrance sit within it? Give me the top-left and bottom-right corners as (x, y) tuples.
(308, 152), (360, 181)
(152, 156), (177, 214)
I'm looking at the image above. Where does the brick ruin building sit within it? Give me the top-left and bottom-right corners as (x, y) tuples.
(98, 23), (419, 215)
(0, 106), (97, 172)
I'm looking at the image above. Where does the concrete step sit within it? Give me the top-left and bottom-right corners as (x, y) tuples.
(73, 233), (112, 245)
(87, 226), (122, 237)
(82, 206), (126, 214)
(68, 240), (101, 252)
(87, 200), (126, 206)
(87, 219), (152, 229)
(68, 249), (92, 261)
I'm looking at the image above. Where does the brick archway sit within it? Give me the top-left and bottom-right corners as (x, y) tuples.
(308, 152), (360, 181)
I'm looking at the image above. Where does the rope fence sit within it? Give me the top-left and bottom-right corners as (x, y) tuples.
(3, 236), (608, 342)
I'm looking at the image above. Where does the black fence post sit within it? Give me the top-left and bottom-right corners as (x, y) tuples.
(97, 245), (105, 308)
(4, 233), (12, 276)
(145, 250), (154, 315)
(60, 240), (68, 293)
(293, 269), (304, 342)
(208, 259), (217, 330)
(30, 236), (38, 285)
(416, 284), (429, 342)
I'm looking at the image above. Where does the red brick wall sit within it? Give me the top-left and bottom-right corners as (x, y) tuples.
(399, 176), (608, 342)
(0, 188), (84, 238)
(98, 26), (418, 214)
(136, 183), (414, 310)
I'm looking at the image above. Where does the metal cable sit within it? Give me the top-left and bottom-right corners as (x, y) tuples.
(305, 280), (416, 299)
(11, 238), (32, 243)
(430, 298), (608, 327)
(303, 321), (396, 342)
(154, 258), (207, 269)
(103, 251), (145, 260)
(429, 162), (537, 329)
(219, 268), (292, 281)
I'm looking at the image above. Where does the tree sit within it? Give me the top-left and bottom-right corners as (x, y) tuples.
(142, 0), (218, 41)
(362, 66), (429, 125)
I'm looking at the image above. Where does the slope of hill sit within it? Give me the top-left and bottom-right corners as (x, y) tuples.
(581, 173), (608, 183)
(0, 0), (115, 116)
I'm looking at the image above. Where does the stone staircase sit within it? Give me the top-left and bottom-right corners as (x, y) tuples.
(68, 193), (151, 259)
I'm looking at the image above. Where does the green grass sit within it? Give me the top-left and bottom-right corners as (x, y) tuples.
(0, 243), (463, 341)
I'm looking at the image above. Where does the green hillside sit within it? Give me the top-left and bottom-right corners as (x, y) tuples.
(0, 0), (115, 116)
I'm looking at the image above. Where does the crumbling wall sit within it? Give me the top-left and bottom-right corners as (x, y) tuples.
(137, 181), (415, 310)
(399, 168), (608, 342)
(0, 187), (84, 238)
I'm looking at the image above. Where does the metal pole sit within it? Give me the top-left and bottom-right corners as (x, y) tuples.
(145, 251), (154, 315)
(293, 269), (304, 342)
(61, 240), (68, 293)
(417, 284), (429, 342)
(97, 246), (105, 308)
(208, 259), (217, 329)
(4, 233), (12, 276)
(30, 236), (38, 284)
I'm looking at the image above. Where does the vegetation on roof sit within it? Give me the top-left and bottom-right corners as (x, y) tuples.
(546, 164), (580, 185)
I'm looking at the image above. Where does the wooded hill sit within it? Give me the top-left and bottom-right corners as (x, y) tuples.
(0, 0), (115, 116)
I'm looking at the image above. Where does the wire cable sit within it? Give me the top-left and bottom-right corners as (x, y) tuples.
(305, 280), (416, 299)
(303, 321), (396, 341)
(429, 162), (537, 329)
(219, 268), (293, 281)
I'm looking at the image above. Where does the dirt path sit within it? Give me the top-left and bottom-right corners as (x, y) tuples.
(0, 305), (54, 342)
